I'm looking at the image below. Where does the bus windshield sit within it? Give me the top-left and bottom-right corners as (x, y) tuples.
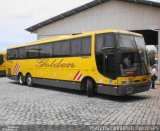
(0, 55), (4, 65)
(95, 33), (150, 79)
(119, 34), (149, 76)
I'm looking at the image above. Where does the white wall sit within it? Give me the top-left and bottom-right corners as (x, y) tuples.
(36, 0), (160, 39)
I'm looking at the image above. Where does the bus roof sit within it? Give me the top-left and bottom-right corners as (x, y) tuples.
(0, 52), (6, 55)
(7, 30), (142, 49)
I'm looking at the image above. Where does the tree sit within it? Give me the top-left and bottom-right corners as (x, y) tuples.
(147, 50), (156, 66)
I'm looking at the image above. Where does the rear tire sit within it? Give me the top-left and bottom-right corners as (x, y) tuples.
(87, 79), (95, 97)
(18, 74), (25, 85)
(26, 74), (33, 87)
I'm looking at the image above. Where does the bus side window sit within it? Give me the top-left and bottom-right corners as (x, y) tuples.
(81, 37), (91, 56)
(61, 40), (70, 56)
(95, 34), (104, 74)
(12, 49), (19, 59)
(26, 45), (39, 58)
(19, 47), (26, 59)
(71, 38), (81, 56)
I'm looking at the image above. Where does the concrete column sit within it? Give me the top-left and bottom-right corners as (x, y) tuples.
(158, 30), (160, 82)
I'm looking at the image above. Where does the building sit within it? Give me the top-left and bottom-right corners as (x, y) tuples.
(26, 0), (160, 81)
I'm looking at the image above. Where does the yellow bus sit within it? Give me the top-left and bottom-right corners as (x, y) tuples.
(0, 52), (7, 76)
(6, 30), (151, 96)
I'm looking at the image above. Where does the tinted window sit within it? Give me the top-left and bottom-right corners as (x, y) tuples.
(19, 47), (26, 58)
(61, 40), (70, 56)
(134, 36), (146, 50)
(81, 37), (91, 55)
(39, 44), (53, 57)
(26, 45), (39, 58)
(7, 50), (11, 60)
(39, 44), (47, 57)
(53, 40), (70, 56)
(71, 38), (81, 56)
(119, 35), (136, 49)
(70, 37), (91, 56)
(104, 34), (115, 48)
(95, 33), (115, 53)
(53, 42), (62, 56)
(7, 49), (18, 60)
(95, 34), (103, 53)
(7, 36), (91, 59)
(46, 43), (54, 57)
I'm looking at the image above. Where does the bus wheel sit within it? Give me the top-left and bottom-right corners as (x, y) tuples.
(87, 79), (95, 97)
(26, 74), (33, 87)
(18, 74), (25, 85)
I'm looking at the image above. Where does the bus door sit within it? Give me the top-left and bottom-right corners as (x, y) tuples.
(103, 48), (117, 79)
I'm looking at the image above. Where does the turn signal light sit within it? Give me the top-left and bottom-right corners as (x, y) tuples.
(126, 71), (134, 75)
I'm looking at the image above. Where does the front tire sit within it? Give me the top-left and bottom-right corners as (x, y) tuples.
(87, 79), (95, 97)
(26, 74), (33, 87)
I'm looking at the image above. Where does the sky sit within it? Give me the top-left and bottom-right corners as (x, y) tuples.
(0, 0), (159, 51)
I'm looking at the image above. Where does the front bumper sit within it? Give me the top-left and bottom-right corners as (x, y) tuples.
(97, 81), (151, 96)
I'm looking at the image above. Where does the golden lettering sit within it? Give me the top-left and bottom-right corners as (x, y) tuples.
(36, 59), (76, 68)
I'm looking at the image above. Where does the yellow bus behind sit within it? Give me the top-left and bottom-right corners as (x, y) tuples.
(0, 52), (6, 76)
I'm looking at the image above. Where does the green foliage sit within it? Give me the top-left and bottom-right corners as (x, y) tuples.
(147, 50), (156, 66)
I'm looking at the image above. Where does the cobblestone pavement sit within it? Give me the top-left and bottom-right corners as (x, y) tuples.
(0, 77), (160, 129)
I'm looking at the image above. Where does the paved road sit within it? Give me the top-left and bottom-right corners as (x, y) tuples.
(0, 77), (160, 130)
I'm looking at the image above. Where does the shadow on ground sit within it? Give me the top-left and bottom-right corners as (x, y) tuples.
(9, 81), (151, 102)
(0, 76), (6, 78)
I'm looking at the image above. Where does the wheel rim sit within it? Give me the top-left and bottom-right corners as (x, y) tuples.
(27, 77), (32, 85)
(19, 76), (23, 84)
